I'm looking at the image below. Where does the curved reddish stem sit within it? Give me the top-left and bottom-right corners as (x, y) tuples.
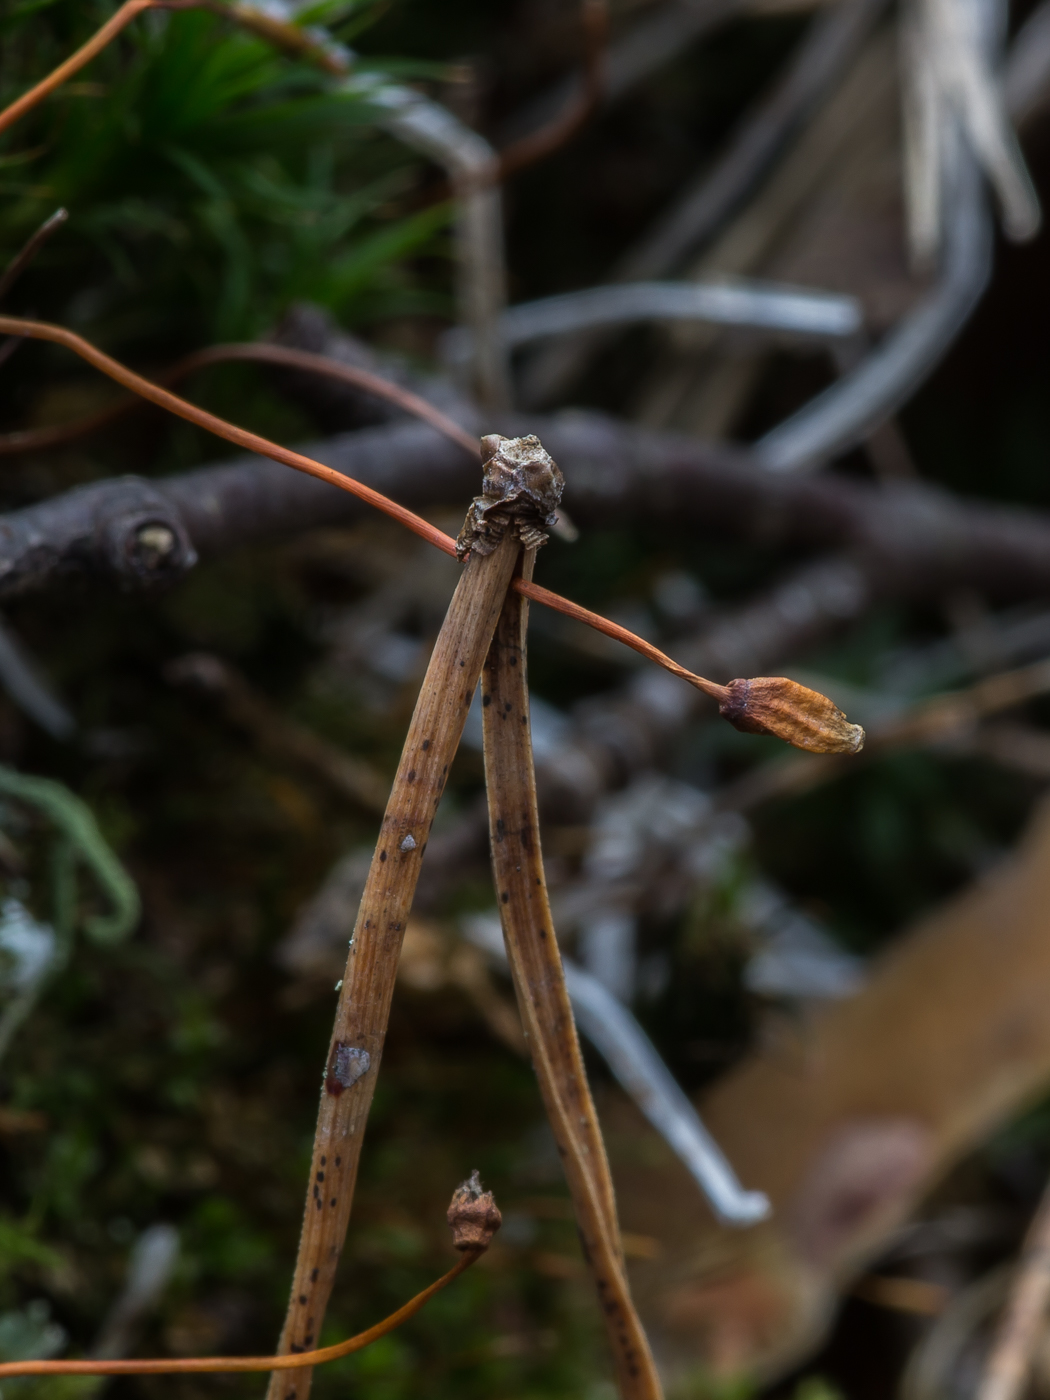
(0, 0), (158, 137)
(0, 314), (458, 556)
(0, 341), (479, 459)
(0, 1251), (478, 1376)
(0, 312), (730, 701)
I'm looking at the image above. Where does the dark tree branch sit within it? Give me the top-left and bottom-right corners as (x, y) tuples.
(3, 414), (1050, 607)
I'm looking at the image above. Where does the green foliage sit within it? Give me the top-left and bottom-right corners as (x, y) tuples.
(0, 1), (452, 351)
(793, 1378), (845, 1400)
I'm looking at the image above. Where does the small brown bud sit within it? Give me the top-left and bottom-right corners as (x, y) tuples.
(719, 676), (865, 755)
(446, 1169), (502, 1252)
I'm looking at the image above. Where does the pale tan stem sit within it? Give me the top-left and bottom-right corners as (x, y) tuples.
(266, 532), (521, 1400)
(481, 552), (664, 1400)
(978, 1179), (1050, 1400)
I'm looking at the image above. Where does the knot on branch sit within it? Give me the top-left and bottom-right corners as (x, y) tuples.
(446, 1169), (502, 1251)
(95, 480), (198, 588)
(456, 434), (564, 560)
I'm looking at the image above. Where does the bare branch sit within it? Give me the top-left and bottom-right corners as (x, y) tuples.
(8, 411), (1050, 609)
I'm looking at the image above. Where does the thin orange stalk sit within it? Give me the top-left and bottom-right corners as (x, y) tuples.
(0, 314), (456, 556)
(0, 1251), (478, 1377)
(0, 0), (159, 138)
(0, 314), (731, 700)
(517, 578), (729, 701)
(0, 313), (863, 756)
(496, 0), (608, 181)
(0, 340), (479, 458)
(0, 0), (353, 148)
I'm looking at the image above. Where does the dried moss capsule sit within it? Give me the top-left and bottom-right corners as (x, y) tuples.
(446, 1170), (502, 1252)
(719, 676), (865, 755)
(456, 434), (565, 559)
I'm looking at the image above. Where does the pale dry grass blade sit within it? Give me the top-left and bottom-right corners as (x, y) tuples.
(265, 526), (521, 1400)
(481, 550), (664, 1400)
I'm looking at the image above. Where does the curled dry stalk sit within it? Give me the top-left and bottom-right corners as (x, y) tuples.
(0, 1175), (499, 1379)
(478, 439), (662, 1399)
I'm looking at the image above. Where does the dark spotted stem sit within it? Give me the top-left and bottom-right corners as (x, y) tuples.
(481, 552), (664, 1400)
(266, 531), (522, 1400)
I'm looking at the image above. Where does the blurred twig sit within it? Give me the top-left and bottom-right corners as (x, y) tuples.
(517, 0), (886, 407)
(0, 316), (869, 755)
(442, 278), (863, 378)
(0, 615), (75, 740)
(0, 313), (462, 557)
(0, 210), (68, 305)
(620, 0), (888, 281)
(165, 653), (389, 814)
(977, 1176), (1050, 1400)
(905, 0), (1040, 259)
(497, 0), (608, 180)
(91, 1225), (180, 1362)
(499, 0), (748, 146)
(464, 910), (770, 1224)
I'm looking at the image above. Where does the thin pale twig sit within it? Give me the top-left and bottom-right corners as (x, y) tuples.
(0, 210), (68, 305)
(977, 1174), (1050, 1400)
